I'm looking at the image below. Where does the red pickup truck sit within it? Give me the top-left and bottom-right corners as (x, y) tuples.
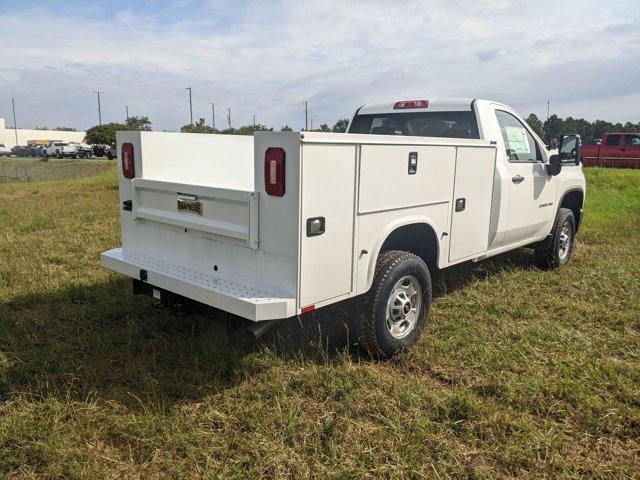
(582, 132), (640, 168)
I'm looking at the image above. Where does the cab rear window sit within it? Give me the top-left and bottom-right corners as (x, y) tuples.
(348, 111), (479, 139)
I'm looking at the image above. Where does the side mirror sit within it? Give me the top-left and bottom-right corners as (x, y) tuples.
(559, 134), (582, 166)
(546, 154), (562, 176)
(547, 137), (558, 150)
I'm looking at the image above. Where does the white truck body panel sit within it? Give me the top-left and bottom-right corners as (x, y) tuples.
(102, 99), (585, 322)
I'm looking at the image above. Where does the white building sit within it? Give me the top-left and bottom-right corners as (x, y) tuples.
(0, 117), (86, 148)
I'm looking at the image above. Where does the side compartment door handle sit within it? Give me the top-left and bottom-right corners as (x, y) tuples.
(306, 217), (326, 237)
(511, 175), (525, 183)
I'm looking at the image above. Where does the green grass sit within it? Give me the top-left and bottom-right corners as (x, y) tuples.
(1, 167), (639, 478)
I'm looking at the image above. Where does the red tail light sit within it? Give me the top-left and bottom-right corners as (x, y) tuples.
(121, 143), (135, 179)
(264, 147), (285, 196)
(393, 100), (429, 109)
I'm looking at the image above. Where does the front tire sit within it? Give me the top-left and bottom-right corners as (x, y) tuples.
(355, 250), (431, 359)
(535, 207), (575, 269)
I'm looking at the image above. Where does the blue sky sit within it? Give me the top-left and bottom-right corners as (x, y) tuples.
(1, 0), (639, 131)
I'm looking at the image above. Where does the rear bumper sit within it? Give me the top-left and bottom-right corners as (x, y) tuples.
(101, 248), (295, 321)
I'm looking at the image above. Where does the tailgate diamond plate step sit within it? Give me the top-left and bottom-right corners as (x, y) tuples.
(101, 248), (295, 321)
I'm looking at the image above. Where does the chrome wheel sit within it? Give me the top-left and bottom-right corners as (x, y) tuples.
(558, 221), (572, 260)
(386, 276), (422, 339)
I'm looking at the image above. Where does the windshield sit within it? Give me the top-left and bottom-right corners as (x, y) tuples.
(348, 111), (479, 139)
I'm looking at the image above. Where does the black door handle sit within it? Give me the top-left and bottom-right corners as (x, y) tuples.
(512, 175), (524, 183)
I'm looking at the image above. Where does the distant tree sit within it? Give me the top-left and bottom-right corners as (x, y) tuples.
(236, 124), (273, 135)
(543, 114), (564, 143)
(85, 123), (125, 144)
(332, 118), (349, 133)
(85, 115), (153, 144)
(318, 123), (331, 132)
(280, 125), (293, 131)
(125, 116), (152, 131)
(35, 126), (49, 130)
(525, 114), (545, 140)
(54, 126), (77, 131)
(180, 118), (216, 134)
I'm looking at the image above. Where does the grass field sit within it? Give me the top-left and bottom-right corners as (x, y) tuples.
(0, 167), (638, 478)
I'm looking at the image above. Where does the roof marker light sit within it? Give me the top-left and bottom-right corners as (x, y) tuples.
(393, 100), (429, 109)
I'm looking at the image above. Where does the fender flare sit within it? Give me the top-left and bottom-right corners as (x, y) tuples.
(558, 187), (585, 229)
(364, 215), (442, 292)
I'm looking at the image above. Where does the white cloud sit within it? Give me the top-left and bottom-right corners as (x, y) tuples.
(0, 0), (638, 131)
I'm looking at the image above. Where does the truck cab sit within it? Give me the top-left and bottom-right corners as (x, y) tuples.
(101, 98), (585, 358)
(582, 132), (640, 168)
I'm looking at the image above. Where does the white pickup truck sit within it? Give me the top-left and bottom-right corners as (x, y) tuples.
(101, 98), (585, 358)
(44, 142), (78, 159)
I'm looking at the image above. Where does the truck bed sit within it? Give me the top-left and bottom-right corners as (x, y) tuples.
(102, 130), (497, 321)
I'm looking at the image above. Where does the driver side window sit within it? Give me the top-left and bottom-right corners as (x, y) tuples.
(495, 110), (541, 163)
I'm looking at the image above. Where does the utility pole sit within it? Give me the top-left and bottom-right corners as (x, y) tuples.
(185, 87), (193, 125)
(546, 100), (550, 121)
(210, 102), (215, 130)
(125, 105), (129, 121)
(310, 118), (314, 131)
(93, 91), (103, 125)
(11, 97), (18, 147)
(226, 108), (231, 129)
(302, 101), (308, 131)
(253, 114), (256, 126)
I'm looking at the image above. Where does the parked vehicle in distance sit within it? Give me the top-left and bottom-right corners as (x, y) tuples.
(0, 143), (12, 156)
(106, 144), (117, 159)
(11, 145), (39, 157)
(74, 143), (94, 158)
(44, 142), (78, 159)
(582, 132), (640, 168)
(91, 144), (106, 157)
(102, 98), (585, 358)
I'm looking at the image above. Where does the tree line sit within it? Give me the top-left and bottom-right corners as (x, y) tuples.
(85, 116), (350, 144)
(525, 113), (640, 144)
(83, 113), (638, 145)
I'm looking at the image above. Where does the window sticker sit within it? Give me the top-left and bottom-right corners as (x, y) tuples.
(504, 126), (530, 154)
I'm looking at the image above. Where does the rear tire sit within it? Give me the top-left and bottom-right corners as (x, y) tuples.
(354, 250), (431, 359)
(535, 208), (575, 269)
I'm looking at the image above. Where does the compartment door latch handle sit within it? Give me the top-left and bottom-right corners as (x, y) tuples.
(306, 217), (326, 237)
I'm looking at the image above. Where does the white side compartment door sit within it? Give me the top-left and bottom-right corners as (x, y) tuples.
(299, 144), (356, 308)
(448, 147), (497, 262)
